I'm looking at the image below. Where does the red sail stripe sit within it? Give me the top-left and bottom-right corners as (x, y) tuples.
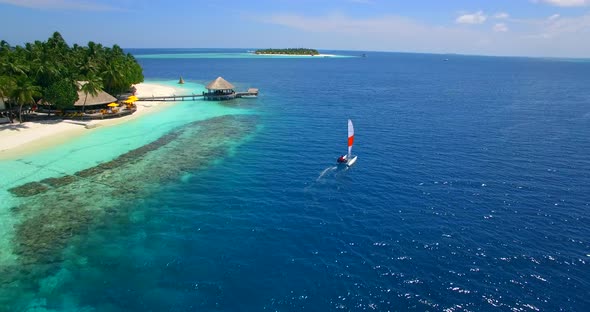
(348, 135), (354, 147)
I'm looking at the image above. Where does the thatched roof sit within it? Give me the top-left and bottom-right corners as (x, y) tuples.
(206, 77), (235, 90)
(74, 81), (117, 106)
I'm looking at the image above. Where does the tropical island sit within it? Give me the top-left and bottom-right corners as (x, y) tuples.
(0, 32), (143, 123)
(254, 48), (320, 56)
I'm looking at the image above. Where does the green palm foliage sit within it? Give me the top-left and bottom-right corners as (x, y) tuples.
(0, 76), (16, 105)
(11, 77), (41, 123)
(44, 79), (78, 114)
(102, 61), (125, 94)
(1, 59), (28, 77)
(80, 75), (103, 115)
(0, 31), (144, 117)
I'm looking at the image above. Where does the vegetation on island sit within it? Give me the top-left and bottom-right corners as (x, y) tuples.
(255, 48), (319, 55)
(0, 31), (144, 122)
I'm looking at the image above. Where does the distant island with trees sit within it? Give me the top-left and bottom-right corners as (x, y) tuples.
(0, 31), (143, 122)
(254, 48), (320, 56)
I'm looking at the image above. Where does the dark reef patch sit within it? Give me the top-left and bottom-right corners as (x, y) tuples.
(2, 115), (258, 292)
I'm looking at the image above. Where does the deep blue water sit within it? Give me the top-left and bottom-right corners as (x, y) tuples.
(8, 49), (590, 311)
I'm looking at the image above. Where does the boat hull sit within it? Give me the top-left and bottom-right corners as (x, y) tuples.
(346, 156), (358, 167)
(337, 155), (358, 167)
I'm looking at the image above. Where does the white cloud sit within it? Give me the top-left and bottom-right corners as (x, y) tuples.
(0, 0), (119, 11)
(259, 13), (486, 52)
(494, 12), (510, 19)
(493, 23), (509, 32)
(256, 12), (590, 57)
(537, 13), (590, 38)
(533, 0), (590, 7)
(456, 11), (487, 24)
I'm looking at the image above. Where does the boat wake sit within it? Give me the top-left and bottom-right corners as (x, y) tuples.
(304, 164), (354, 193)
(317, 166), (338, 181)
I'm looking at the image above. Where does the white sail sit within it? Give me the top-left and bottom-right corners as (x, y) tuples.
(347, 119), (354, 157)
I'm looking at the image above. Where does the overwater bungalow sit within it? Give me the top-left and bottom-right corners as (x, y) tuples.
(203, 77), (237, 101)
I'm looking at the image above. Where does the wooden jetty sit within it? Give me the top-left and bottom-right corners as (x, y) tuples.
(137, 77), (258, 102)
(136, 91), (258, 102)
(137, 94), (203, 102)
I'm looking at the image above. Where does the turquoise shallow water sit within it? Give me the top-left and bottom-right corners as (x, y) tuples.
(0, 80), (253, 267)
(0, 80), (253, 186)
(1, 49), (589, 311)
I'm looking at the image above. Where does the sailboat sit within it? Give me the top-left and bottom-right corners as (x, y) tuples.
(337, 119), (358, 167)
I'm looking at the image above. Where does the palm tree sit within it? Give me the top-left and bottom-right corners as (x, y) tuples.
(0, 33), (145, 122)
(0, 76), (15, 96)
(47, 32), (68, 52)
(80, 74), (103, 116)
(0, 40), (10, 51)
(102, 61), (124, 95)
(80, 58), (97, 77)
(0, 58), (28, 77)
(11, 77), (41, 123)
(32, 56), (60, 88)
(0, 76), (16, 113)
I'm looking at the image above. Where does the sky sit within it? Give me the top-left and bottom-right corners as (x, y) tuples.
(0, 0), (589, 57)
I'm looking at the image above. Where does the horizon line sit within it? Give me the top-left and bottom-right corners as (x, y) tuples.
(121, 48), (590, 61)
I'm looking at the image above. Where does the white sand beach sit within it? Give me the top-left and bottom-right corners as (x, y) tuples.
(0, 82), (184, 160)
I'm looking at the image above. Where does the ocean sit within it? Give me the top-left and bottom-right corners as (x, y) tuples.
(0, 49), (589, 311)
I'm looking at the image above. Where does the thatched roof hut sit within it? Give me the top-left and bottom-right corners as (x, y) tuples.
(74, 81), (117, 107)
(206, 77), (235, 91)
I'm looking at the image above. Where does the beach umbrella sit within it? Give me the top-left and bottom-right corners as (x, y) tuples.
(108, 103), (119, 107)
(127, 95), (139, 101)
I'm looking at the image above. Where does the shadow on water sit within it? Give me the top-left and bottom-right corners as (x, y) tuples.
(0, 114), (258, 310)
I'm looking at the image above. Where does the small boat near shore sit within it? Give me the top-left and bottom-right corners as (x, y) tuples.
(337, 119), (358, 167)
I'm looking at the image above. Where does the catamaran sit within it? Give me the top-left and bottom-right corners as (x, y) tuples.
(337, 119), (358, 167)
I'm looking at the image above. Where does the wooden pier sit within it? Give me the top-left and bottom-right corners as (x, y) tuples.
(136, 94), (203, 102)
(136, 77), (258, 102)
(137, 88), (258, 102)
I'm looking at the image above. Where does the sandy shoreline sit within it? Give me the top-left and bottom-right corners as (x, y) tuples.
(0, 82), (185, 160)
